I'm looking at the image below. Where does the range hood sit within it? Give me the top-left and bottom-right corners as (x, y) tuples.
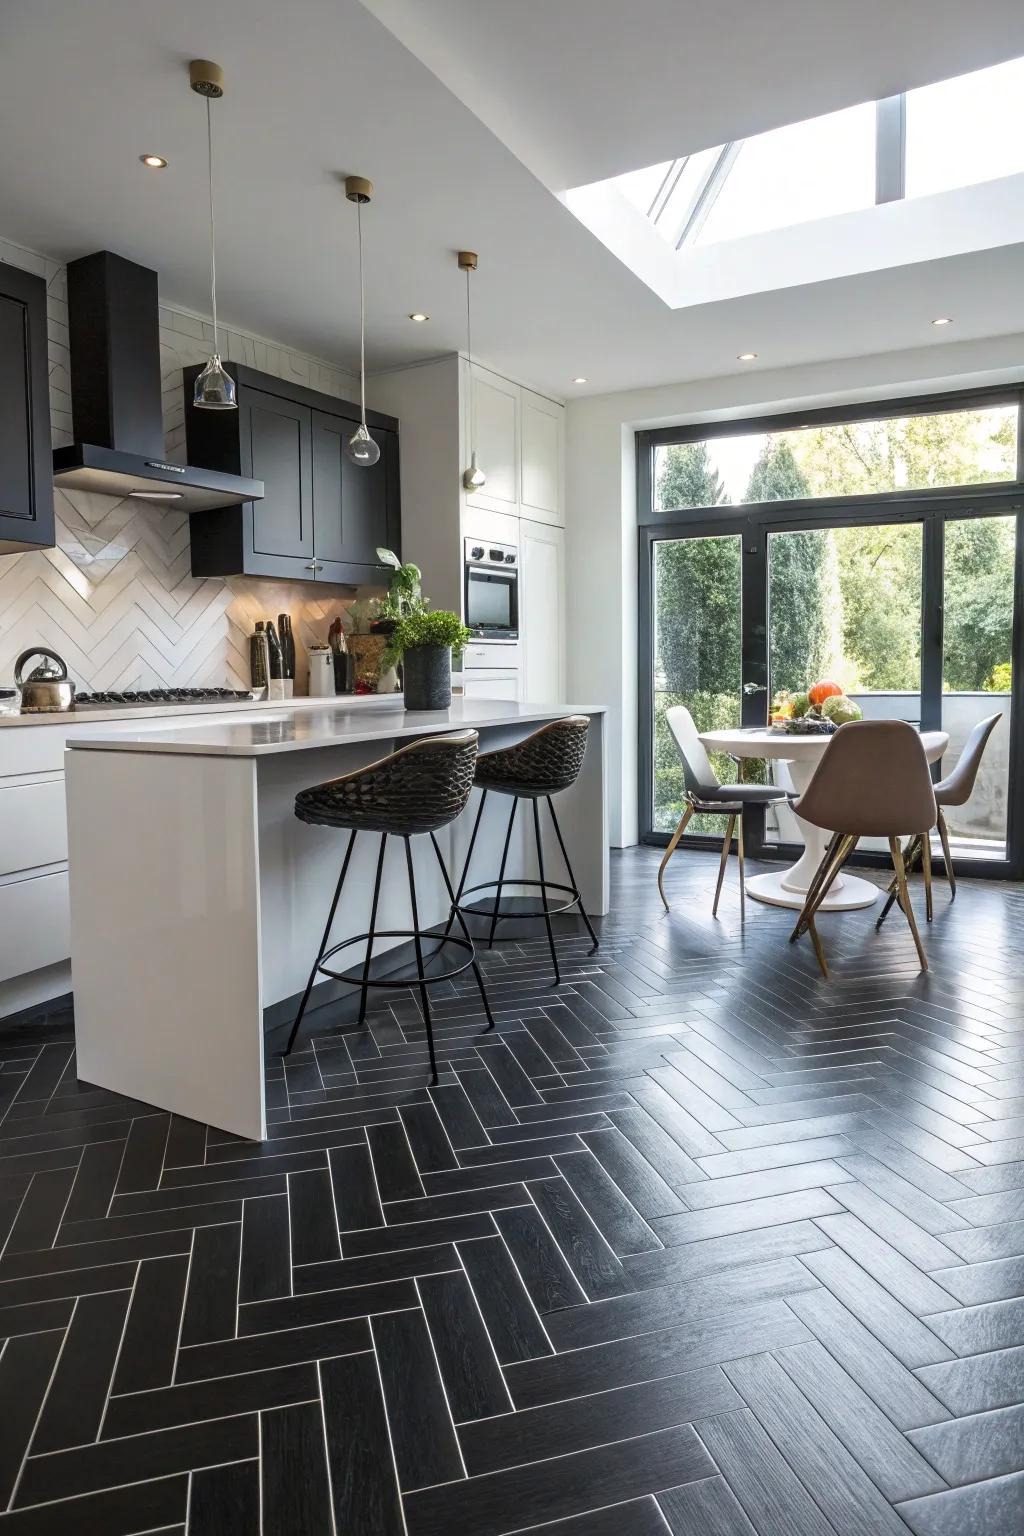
(53, 251), (263, 512)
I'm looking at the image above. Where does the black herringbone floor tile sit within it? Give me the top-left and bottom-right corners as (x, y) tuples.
(1, 846), (1022, 1533)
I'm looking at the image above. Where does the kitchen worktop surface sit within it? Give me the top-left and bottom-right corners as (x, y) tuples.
(66, 697), (605, 758)
(0, 692), (387, 728)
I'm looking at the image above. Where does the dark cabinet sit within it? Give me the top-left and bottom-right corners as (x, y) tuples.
(0, 265), (54, 553)
(184, 363), (399, 585)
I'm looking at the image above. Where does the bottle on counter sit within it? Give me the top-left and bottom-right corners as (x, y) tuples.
(249, 621), (270, 693)
(278, 614), (296, 699)
(265, 620), (286, 701)
(329, 616), (351, 694)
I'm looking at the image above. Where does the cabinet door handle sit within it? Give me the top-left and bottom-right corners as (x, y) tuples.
(305, 561), (323, 572)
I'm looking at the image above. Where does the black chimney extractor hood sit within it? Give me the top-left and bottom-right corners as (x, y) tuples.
(52, 251), (263, 512)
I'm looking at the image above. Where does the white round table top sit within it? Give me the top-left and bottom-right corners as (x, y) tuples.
(700, 725), (949, 763)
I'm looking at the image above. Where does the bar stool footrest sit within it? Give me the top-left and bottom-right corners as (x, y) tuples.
(316, 929), (478, 987)
(456, 877), (584, 922)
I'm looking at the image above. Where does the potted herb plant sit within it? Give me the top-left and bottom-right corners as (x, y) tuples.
(384, 610), (472, 710)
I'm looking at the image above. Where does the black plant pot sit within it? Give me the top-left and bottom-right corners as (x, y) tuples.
(402, 645), (452, 710)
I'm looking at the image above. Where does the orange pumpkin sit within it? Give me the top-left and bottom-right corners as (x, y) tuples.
(808, 679), (842, 707)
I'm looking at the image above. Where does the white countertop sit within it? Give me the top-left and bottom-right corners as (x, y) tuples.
(66, 697), (606, 758)
(0, 693), (382, 728)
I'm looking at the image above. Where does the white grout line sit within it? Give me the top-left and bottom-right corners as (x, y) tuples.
(366, 1317), (411, 1536)
(95, 1260), (141, 1442)
(170, 1227), (196, 1387)
(7, 1300), (77, 1509)
(411, 1274), (470, 1481)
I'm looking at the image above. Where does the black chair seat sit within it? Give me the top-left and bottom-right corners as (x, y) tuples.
(697, 782), (793, 805)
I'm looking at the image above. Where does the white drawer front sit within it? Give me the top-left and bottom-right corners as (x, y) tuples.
(0, 724), (70, 777)
(0, 779), (68, 876)
(0, 869), (70, 982)
(464, 642), (521, 670)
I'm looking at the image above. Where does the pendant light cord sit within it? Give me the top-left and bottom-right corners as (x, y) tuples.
(357, 199), (367, 427)
(206, 96), (219, 354)
(466, 266), (476, 458)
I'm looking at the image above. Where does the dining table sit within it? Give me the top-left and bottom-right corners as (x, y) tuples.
(700, 725), (950, 911)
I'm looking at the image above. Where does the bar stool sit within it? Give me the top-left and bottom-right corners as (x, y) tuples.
(282, 730), (495, 1082)
(448, 716), (599, 985)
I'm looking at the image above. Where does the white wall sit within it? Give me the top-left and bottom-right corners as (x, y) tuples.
(565, 332), (1024, 847)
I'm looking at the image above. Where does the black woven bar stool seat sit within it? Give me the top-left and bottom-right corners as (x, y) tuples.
(448, 716), (599, 986)
(283, 730), (495, 1079)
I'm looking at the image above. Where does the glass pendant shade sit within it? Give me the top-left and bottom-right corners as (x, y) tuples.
(193, 354), (237, 409)
(462, 449), (486, 490)
(345, 422), (381, 466)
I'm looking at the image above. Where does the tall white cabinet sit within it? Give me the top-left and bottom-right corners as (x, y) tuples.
(371, 355), (566, 707)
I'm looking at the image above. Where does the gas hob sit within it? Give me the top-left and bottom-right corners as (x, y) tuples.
(75, 687), (260, 706)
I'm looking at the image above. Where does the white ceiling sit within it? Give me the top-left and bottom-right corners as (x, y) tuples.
(1, 0), (1023, 400)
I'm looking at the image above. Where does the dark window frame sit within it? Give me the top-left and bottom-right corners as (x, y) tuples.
(637, 382), (1024, 880)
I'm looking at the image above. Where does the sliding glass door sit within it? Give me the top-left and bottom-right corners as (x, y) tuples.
(941, 514), (1017, 861)
(650, 531), (743, 835)
(637, 385), (1024, 879)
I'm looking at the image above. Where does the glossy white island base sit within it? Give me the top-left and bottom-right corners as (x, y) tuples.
(65, 699), (607, 1141)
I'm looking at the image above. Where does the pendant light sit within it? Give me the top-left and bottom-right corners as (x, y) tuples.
(344, 176), (380, 467)
(459, 251), (486, 490)
(189, 60), (236, 410)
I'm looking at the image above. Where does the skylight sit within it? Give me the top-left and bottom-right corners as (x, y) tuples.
(564, 53), (1024, 299)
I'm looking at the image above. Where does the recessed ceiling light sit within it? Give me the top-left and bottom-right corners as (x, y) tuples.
(572, 376), (588, 384)
(737, 352), (758, 361)
(408, 312), (429, 323)
(140, 154), (168, 169)
(931, 316), (953, 326)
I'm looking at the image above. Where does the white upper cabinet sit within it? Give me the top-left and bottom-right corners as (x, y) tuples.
(465, 362), (518, 514)
(520, 389), (564, 527)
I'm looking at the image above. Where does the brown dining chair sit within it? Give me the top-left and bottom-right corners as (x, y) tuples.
(659, 705), (791, 916)
(788, 719), (937, 977)
(876, 712), (1001, 928)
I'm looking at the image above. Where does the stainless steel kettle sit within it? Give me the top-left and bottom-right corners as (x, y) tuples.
(14, 648), (76, 713)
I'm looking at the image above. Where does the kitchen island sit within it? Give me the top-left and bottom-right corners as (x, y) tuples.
(65, 698), (607, 1140)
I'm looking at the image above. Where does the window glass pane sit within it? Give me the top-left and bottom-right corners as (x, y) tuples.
(653, 404), (1018, 512)
(652, 535), (742, 834)
(691, 103), (875, 247)
(906, 57), (1024, 199)
(766, 523), (923, 849)
(941, 514), (1016, 859)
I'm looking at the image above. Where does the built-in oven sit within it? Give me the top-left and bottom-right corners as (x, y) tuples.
(464, 538), (519, 640)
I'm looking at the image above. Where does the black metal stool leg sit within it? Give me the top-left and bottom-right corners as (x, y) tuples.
(532, 797), (561, 985)
(359, 833), (388, 1027)
(404, 836), (439, 1085)
(430, 832), (496, 1031)
(546, 795), (600, 952)
(488, 796), (519, 948)
(443, 788), (487, 938)
(282, 828), (357, 1057)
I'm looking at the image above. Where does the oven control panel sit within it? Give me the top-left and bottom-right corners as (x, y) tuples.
(465, 538), (517, 568)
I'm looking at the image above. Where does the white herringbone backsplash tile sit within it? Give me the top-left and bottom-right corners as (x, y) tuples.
(0, 237), (364, 692)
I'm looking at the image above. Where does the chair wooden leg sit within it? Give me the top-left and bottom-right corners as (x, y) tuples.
(712, 814), (735, 918)
(875, 833), (922, 931)
(789, 831), (845, 944)
(657, 803), (693, 910)
(922, 830), (934, 923)
(936, 809), (956, 900)
(736, 812), (745, 921)
(890, 835), (927, 971)
(791, 834), (857, 978)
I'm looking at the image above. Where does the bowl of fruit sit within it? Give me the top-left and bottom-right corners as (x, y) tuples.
(770, 680), (863, 734)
